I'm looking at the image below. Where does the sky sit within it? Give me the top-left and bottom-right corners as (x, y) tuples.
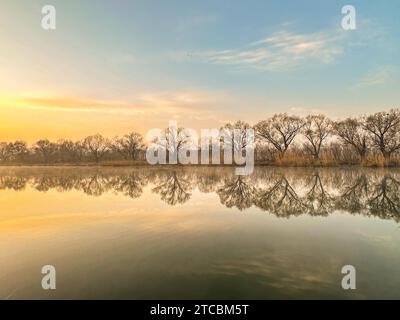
(0, 0), (399, 142)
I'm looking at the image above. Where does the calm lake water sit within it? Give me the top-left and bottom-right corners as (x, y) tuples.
(1, 166), (400, 299)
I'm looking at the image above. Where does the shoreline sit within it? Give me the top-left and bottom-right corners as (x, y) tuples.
(0, 162), (400, 169)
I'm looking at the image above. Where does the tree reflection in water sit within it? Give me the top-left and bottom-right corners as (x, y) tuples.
(0, 167), (400, 222)
(152, 171), (192, 205)
(303, 172), (335, 216)
(217, 176), (255, 210)
(337, 173), (369, 214)
(368, 175), (400, 219)
(254, 174), (306, 216)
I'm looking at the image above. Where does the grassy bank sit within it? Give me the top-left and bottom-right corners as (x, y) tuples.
(1, 155), (400, 168)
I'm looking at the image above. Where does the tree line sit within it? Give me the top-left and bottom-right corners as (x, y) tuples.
(0, 132), (145, 164)
(0, 109), (399, 165)
(253, 109), (400, 163)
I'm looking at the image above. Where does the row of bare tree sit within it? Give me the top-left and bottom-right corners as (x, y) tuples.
(0, 132), (144, 163)
(0, 109), (399, 164)
(253, 109), (400, 161)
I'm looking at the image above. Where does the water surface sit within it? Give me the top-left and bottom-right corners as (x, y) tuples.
(0, 166), (399, 299)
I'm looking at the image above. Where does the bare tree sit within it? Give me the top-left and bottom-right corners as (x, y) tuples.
(154, 126), (193, 162)
(112, 132), (144, 160)
(255, 114), (304, 158)
(333, 117), (369, 161)
(83, 134), (109, 162)
(302, 114), (331, 159)
(222, 120), (253, 153)
(74, 140), (86, 161)
(362, 109), (400, 160)
(0, 142), (11, 162)
(34, 140), (57, 162)
(56, 139), (76, 162)
(8, 141), (29, 162)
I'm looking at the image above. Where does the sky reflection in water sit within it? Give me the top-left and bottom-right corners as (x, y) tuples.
(0, 167), (399, 299)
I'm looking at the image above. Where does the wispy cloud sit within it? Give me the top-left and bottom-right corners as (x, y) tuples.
(1, 97), (144, 115)
(0, 91), (228, 116)
(194, 28), (348, 72)
(352, 65), (395, 89)
(289, 106), (327, 116)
